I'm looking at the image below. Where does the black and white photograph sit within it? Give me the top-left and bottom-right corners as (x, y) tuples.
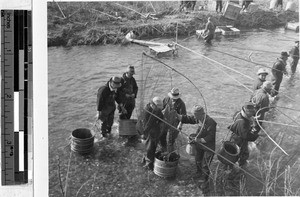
(47, 1), (300, 196)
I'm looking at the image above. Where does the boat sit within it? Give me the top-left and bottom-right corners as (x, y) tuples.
(285, 22), (299, 33)
(125, 31), (177, 56)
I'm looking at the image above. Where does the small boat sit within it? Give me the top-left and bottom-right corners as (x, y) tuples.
(196, 28), (222, 39)
(217, 25), (240, 36)
(125, 31), (177, 56)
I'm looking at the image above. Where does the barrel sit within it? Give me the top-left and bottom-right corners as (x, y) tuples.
(118, 119), (137, 136)
(71, 128), (95, 155)
(217, 141), (240, 165)
(186, 133), (197, 156)
(153, 154), (179, 178)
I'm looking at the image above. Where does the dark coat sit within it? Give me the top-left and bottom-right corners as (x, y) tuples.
(181, 114), (217, 153)
(120, 72), (138, 99)
(228, 112), (258, 147)
(136, 103), (164, 140)
(271, 58), (287, 81)
(290, 46), (299, 60)
(204, 21), (216, 36)
(163, 97), (187, 115)
(96, 81), (122, 116)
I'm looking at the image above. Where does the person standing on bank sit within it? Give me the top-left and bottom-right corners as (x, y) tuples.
(227, 102), (259, 171)
(289, 41), (299, 74)
(161, 88), (187, 153)
(271, 51), (289, 97)
(253, 68), (268, 91)
(216, 0), (223, 13)
(138, 97), (164, 171)
(119, 66), (139, 146)
(203, 17), (216, 44)
(177, 105), (217, 189)
(97, 76), (126, 138)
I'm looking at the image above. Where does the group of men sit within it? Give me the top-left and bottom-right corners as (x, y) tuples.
(96, 65), (138, 145)
(95, 41), (298, 191)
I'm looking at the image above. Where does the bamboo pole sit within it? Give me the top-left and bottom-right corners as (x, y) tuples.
(55, 1), (66, 19)
(90, 8), (120, 20)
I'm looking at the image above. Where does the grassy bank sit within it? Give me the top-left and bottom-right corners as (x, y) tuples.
(47, 1), (299, 47)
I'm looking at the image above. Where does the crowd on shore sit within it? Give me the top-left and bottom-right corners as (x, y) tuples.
(95, 39), (298, 192)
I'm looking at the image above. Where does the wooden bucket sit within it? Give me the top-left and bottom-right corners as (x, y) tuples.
(186, 133), (197, 156)
(118, 119), (137, 136)
(154, 153), (179, 178)
(217, 141), (240, 165)
(71, 128), (95, 155)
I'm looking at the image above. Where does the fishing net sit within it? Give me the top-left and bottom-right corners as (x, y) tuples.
(135, 52), (208, 154)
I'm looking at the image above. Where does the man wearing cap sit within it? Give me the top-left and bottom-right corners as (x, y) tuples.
(251, 81), (273, 132)
(289, 41), (299, 74)
(228, 102), (259, 171)
(253, 68), (268, 91)
(177, 105), (217, 187)
(271, 51), (289, 97)
(161, 88), (187, 152)
(96, 76), (125, 138)
(119, 66), (139, 146)
(138, 96), (164, 171)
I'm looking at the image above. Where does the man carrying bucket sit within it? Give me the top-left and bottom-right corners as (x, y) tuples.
(227, 102), (259, 172)
(176, 105), (217, 190)
(119, 66), (139, 146)
(161, 87), (187, 153)
(138, 96), (164, 171)
(96, 76), (126, 138)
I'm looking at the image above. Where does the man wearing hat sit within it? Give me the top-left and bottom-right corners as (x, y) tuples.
(138, 96), (164, 171)
(97, 76), (125, 138)
(228, 102), (259, 171)
(177, 105), (217, 189)
(289, 41), (299, 74)
(253, 68), (268, 91)
(161, 88), (187, 152)
(251, 81), (273, 132)
(271, 51), (289, 97)
(119, 66), (139, 146)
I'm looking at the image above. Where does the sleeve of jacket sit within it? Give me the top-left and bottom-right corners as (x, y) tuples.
(97, 87), (106, 111)
(202, 120), (216, 143)
(179, 100), (187, 115)
(115, 89), (123, 105)
(229, 120), (248, 140)
(181, 115), (197, 124)
(133, 78), (138, 98)
(272, 61), (281, 77)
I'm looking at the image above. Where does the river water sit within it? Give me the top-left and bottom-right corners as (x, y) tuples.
(48, 28), (300, 195)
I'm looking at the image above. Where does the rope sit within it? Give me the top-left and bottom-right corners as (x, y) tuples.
(174, 43), (254, 80)
(259, 120), (300, 129)
(255, 106), (289, 156)
(142, 52), (208, 136)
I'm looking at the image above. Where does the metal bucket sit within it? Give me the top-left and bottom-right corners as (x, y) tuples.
(217, 141), (240, 165)
(71, 128), (95, 155)
(118, 119), (137, 136)
(153, 153), (179, 178)
(186, 133), (197, 156)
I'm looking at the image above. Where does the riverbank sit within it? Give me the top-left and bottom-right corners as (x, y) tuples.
(47, 2), (299, 47)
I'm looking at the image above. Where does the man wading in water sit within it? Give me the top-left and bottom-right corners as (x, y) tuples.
(96, 76), (126, 138)
(119, 66), (139, 146)
(271, 51), (289, 97)
(203, 17), (216, 44)
(227, 102), (259, 178)
(176, 105), (217, 193)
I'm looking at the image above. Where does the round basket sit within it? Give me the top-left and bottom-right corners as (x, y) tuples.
(71, 128), (95, 155)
